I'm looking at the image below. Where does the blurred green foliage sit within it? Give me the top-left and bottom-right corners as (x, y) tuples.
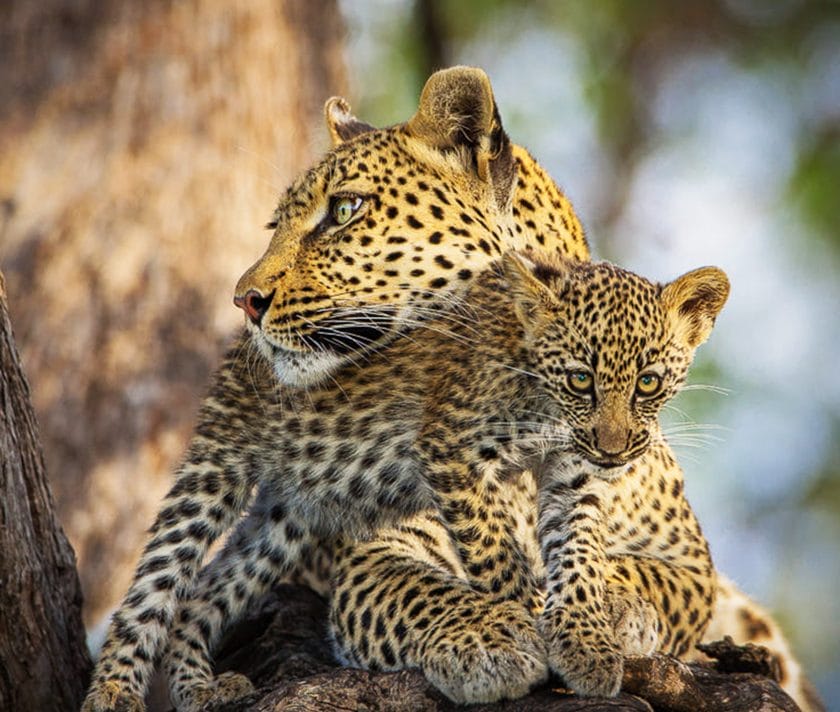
(790, 132), (840, 254)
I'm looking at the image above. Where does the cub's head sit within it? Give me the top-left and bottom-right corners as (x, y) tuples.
(503, 251), (729, 472)
(235, 67), (523, 386)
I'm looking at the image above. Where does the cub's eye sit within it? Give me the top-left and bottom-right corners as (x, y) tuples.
(636, 373), (662, 397)
(330, 195), (363, 225)
(566, 371), (593, 395)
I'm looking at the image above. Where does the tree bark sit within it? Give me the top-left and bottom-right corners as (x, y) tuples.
(0, 271), (91, 712)
(0, 0), (348, 628)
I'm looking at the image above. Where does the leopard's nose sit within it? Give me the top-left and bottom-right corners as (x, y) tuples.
(234, 289), (273, 326)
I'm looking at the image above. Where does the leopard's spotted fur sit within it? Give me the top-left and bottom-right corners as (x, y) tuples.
(82, 67), (588, 712)
(82, 67), (823, 712)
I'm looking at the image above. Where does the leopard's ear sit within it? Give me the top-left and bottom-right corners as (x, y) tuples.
(325, 97), (376, 146)
(661, 267), (730, 349)
(407, 66), (515, 209)
(502, 251), (566, 327)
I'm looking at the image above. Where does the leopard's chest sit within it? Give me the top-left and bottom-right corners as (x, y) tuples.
(248, 374), (433, 538)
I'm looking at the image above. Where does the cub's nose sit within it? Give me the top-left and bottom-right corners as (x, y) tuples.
(234, 289), (273, 326)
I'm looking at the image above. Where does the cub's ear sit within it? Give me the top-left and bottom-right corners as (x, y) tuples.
(407, 66), (514, 209)
(324, 97), (376, 146)
(661, 267), (730, 349)
(502, 251), (566, 326)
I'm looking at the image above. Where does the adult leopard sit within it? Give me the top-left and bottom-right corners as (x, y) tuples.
(82, 66), (588, 712)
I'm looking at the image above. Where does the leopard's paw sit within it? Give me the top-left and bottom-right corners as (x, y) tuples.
(421, 599), (548, 703)
(607, 586), (659, 655)
(81, 680), (145, 712)
(540, 610), (624, 697)
(171, 671), (256, 712)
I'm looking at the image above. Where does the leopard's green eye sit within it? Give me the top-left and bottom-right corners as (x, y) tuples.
(331, 195), (363, 225)
(566, 371), (593, 395)
(636, 373), (662, 397)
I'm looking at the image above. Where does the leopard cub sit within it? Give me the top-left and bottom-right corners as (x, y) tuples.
(328, 251), (729, 700)
(502, 253), (728, 696)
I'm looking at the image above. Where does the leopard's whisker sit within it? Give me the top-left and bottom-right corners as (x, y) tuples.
(679, 383), (731, 396)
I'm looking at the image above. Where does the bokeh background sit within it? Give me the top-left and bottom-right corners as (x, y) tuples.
(1, 0), (838, 706)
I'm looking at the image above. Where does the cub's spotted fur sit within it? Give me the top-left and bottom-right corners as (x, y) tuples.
(328, 252), (728, 700)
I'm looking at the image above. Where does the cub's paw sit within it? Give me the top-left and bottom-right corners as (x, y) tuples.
(172, 672), (256, 712)
(540, 610), (624, 697)
(81, 680), (145, 712)
(421, 600), (548, 703)
(606, 586), (659, 655)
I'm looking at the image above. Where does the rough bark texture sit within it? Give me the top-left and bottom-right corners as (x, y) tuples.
(0, 271), (92, 712)
(0, 0), (347, 627)
(171, 584), (799, 712)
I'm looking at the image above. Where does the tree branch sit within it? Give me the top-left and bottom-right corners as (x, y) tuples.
(203, 584), (799, 712)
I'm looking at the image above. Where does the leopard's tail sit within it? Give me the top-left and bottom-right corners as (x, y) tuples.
(689, 574), (825, 712)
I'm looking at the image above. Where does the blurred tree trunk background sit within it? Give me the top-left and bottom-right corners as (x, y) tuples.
(0, 0), (347, 630)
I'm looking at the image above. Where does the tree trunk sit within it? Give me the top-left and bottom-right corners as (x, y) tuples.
(0, 271), (91, 712)
(0, 0), (348, 628)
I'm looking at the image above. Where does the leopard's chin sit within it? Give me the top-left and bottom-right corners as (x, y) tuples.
(247, 332), (347, 388)
(592, 461), (631, 481)
(245, 304), (405, 388)
(270, 349), (349, 388)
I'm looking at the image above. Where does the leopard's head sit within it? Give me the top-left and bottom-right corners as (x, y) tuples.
(235, 67), (588, 386)
(503, 251), (729, 474)
(235, 67), (524, 386)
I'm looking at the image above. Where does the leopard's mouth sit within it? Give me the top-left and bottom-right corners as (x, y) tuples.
(589, 460), (632, 481)
(251, 306), (398, 387)
(301, 307), (396, 356)
(586, 454), (632, 469)
(573, 433), (650, 474)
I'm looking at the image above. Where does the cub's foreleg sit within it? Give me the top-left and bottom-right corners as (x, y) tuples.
(538, 479), (623, 697)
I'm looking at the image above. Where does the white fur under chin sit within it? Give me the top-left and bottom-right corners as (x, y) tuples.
(271, 350), (349, 388)
(251, 333), (348, 388)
